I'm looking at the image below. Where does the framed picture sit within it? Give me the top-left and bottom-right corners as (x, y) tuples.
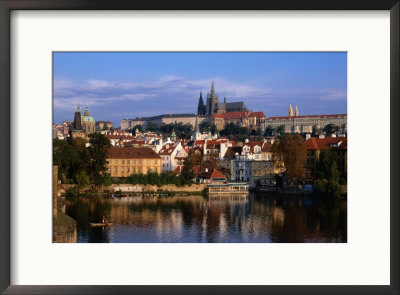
(0, 1), (399, 294)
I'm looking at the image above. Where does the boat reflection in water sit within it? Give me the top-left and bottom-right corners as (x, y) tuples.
(66, 193), (347, 243)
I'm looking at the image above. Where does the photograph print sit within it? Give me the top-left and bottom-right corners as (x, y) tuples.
(52, 52), (347, 243)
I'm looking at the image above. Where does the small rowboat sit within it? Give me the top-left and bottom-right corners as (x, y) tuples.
(90, 223), (113, 227)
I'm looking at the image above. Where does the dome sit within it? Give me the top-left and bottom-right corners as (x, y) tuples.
(83, 115), (95, 122)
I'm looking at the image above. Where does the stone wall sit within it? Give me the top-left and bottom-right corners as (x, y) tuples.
(109, 183), (207, 192)
(53, 211), (77, 243)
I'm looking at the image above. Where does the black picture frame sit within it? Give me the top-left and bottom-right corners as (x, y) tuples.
(0, 1), (399, 294)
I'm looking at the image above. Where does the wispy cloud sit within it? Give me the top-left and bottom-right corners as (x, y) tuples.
(53, 75), (272, 112)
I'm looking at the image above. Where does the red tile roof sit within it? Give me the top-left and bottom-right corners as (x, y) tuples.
(268, 114), (347, 120)
(107, 147), (161, 159)
(158, 143), (179, 155)
(304, 137), (347, 151)
(261, 142), (272, 152)
(211, 111), (266, 119)
(198, 168), (227, 182)
(223, 146), (242, 159)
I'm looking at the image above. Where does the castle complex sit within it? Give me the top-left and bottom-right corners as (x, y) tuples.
(119, 82), (347, 135)
(121, 82), (249, 131)
(197, 81), (247, 116)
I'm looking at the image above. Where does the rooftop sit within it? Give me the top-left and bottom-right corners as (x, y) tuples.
(107, 147), (161, 159)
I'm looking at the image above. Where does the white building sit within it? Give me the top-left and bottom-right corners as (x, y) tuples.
(159, 142), (183, 172)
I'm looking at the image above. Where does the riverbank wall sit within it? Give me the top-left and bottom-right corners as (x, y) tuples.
(59, 183), (207, 195)
(53, 211), (77, 243)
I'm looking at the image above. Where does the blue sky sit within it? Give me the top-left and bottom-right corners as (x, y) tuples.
(53, 52), (347, 126)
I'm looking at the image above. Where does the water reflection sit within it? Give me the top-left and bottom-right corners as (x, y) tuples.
(66, 193), (347, 243)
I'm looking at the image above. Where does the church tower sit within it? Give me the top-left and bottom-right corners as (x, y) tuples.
(288, 104), (294, 117)
(192, 115), (202, 141)
(210, 81), (219, 115)
(294, 105), (299, 116)
(205, 82), (219, 116)
(73, 104), (83, 130)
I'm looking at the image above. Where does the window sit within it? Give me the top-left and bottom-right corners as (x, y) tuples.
(114, 160), (118, 165)
(154, 160), (158, 165)
(127, 160), (130, 164)
(138, 168), (141, 173)
(127, 167), (130, 173)
(133, 160), (136, 164)
(121, 160), (125, 164)
(108, 167), (111, 173)
(114, 168), (117, 173)
(121, 167), (124, 172)
(132, 168), (135, 173)
(147, 160), (150, 165)
(138, 160), (141, 164)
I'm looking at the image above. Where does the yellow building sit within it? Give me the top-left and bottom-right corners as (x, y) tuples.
(250, 160), (279, 187)
(107, 147), (162, 177)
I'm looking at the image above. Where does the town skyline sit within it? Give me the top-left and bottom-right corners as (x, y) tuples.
(53, 52), (347, 126)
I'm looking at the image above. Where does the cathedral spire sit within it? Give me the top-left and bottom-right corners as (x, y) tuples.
(210, 81), (216, 98)
(197, 91), (206, 116)
(294, 105), (299, 116)
(288, 104), (294, 117)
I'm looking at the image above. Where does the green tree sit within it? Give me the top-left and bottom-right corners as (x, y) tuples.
(181, 156), (194, 180)
(271, 134), (307, 183)
(318, 148), (339, 179)
(88, 133), (112, 186)
(220, 122), (250, 142)
(276, 125), (285, 136)
(146, 122), (158, 132)
(323, 124), (340, 136)
(75, 170), (90, 188)
(264, 125), (275, 136)
(132, 124), (143, 135)
(199, 121), (217, 134)
(53, 138), (79, 183)
(72, 137), (90, 172)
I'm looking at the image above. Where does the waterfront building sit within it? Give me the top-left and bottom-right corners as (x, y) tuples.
(304, 136), (347, 178)
(250, 160), (277, 187)
(231, 154), (254, 183)
(107, 147), (162, 177)
(197, 168), (227, 184)
(263, 105), (347, 134)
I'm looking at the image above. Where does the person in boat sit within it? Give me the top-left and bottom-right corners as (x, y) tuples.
(102, 216), (109, 225)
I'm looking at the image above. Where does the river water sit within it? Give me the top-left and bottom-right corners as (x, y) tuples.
(65, 193), (347, 243)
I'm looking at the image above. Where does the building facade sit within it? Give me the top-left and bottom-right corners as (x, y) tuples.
(107, 147), (162, 177)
